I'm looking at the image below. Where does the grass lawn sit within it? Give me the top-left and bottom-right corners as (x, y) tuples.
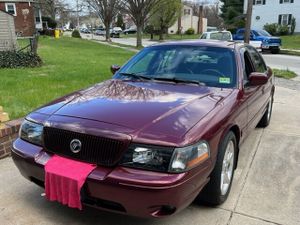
(280, 34), (300, 50)
(0, 36), (134, 120)
(273, 69), (297, 79)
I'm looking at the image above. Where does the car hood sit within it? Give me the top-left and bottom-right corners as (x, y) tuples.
(35, 79), (233, 144)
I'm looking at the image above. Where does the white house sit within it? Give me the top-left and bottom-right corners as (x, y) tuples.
(244, 0), (300, 32)
(169, 4), (207, 34)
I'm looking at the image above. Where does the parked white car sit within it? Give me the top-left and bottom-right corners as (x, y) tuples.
(200, 31), (262, 50)
(200, 31), (233, 41)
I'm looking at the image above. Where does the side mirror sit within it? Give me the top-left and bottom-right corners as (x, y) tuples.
(249, 72), (268, 86)
(111, 65), (120, 74)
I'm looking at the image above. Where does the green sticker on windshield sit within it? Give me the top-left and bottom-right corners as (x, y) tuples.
(219, 77), (231, 84)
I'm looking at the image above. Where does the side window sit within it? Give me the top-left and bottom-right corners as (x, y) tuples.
(245, 45), (267, 73)
(240, 47), (255, 84)
(200, 33), (207, 39)
(237, 30), (245, 36)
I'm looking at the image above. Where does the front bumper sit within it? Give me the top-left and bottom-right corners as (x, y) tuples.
(11, 138), (211, 218)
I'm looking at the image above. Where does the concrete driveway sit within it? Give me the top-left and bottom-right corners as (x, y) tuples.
(0, 84), (299, 225)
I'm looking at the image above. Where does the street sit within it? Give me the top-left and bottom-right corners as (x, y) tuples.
(263, 54), (300, 80)
(1, 85), (300, 225)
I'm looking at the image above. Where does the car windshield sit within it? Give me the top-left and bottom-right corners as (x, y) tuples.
(256, 30), (271, 37)
(116, 45), (237, 88)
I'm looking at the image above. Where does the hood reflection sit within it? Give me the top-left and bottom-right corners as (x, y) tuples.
(69, 79), (200, 104)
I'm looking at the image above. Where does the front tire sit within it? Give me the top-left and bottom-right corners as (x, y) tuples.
(258, 95), (273, 127)
(197, 131), (237, 205)
(271, 48), (280, 54)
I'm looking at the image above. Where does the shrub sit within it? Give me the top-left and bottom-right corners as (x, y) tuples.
(291, 17), (296, 35)
(44, 29), (55, 37)
(0, 51), (42, 68)
(72, 30), (81, 38)
(185, 28), (195, 35)
(263, 23), (278, 36)
(277, 25), (289, 35)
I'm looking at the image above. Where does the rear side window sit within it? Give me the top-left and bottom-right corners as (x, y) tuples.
(246, 45), (267, 73)
(200, 33), (207, 39)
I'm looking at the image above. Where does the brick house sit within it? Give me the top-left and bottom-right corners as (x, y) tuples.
(0, 0), (41, 36)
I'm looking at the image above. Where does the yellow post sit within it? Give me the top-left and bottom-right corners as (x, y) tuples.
(55, 29), (60, 39)
(0, 106), (10, 123)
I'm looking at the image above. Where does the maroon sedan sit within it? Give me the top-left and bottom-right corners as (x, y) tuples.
(12, 40), (274, 218)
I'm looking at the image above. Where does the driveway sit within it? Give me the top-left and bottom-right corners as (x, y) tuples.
(0, 84), (300, 225)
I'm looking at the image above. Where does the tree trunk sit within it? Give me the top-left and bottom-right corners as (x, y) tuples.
(159, 27), (165, 41)
(105, 21), (111, 42)
(136, 25), (143, 48)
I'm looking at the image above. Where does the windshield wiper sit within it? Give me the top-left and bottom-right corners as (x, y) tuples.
(119, 72), (152, 81)
(153, 77), (205, 86)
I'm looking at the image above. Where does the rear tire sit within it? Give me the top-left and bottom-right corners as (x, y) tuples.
(197, 131), (237, 205)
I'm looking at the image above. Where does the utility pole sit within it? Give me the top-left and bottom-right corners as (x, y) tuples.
(244, 0), (253, 44)
(198, 5), (203, 34)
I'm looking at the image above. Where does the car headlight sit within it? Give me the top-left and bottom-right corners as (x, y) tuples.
(120, 141), (210, 173)
(120, 144), (174, 172)
(19, 120), (44, 146)
(169, 141), (210, 173)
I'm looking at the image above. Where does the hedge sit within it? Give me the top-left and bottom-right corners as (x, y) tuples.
(0, 51), (42, 68)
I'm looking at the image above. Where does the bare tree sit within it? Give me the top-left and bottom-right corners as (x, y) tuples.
(87, 0), (122, 41)
(203, 5), (223, 28)
(37, 0), (67, 20)
(123, 0), (159, 47)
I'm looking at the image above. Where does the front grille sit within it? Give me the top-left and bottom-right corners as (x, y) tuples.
(43, 127), (129, 166)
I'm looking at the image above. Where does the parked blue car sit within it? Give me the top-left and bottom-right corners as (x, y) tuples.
(233, 28), (282, 54)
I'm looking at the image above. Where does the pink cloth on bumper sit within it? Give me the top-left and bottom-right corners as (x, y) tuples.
(45, 155), (96, 210)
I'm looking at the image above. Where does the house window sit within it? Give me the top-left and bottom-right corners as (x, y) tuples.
(5, 3), (16, 16)
(279, 14), (292, 25)
(253, 0), (266, 5)
(280, 0), (294, 3)
(184, 9), (191, 15)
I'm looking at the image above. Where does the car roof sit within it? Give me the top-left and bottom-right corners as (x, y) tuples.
(151, 39), (239, 49)
(204, 31), (231, 34)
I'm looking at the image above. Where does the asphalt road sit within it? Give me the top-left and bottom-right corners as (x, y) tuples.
(1, 85), (300, 225)
(262, 53), (300, 80)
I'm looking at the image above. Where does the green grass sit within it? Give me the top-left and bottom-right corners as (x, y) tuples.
(0, 36), (134, 120)
(280, 49), (300, 57)
(273, 68), (297, 79)
(280, 34), (300, 50)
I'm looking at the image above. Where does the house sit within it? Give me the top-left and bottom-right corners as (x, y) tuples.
(244, 0), (300, 32)
(0, 10), (16, 50)
(0, 0), (42, 36)
(168, 4), (207, 34)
